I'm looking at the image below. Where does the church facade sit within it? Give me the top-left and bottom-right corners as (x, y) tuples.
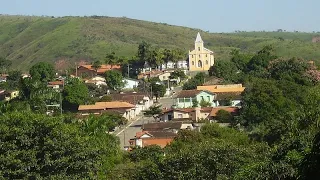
(188, 32), (214, 71)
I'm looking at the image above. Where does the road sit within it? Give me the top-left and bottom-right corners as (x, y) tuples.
(116, 86), (182, 149)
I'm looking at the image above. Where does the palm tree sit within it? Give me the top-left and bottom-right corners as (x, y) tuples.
(105, 52), (118, 68)
(92, 60), (102, 72)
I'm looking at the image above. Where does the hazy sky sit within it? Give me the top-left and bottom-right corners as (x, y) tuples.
(0, 0), (319, 32)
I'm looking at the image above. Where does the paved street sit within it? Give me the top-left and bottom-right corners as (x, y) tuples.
(116, 86), (182, 149)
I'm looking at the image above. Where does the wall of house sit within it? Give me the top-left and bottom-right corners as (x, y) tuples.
(142, 138), (174, 148)
(196, 91), (214, 106)
(161, 112), (174, 121)
(123, 79), (139, 89)
(173, 111), (190, 119)
(158, 72), (171, 81)
(77, 67), (96, 77)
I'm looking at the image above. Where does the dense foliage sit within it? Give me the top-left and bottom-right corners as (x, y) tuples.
(0, 112), (122, 179)
(104, 70), (124, 90)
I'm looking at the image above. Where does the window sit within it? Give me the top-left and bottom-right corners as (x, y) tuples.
(206, 60), (208, 65)
(192, 61), (194, 65)
(185, 98), (191, 102)
(198, 60), (202, 68)
(201, 96), (204, 101)
(192, 55), (194, 58)
(178, 114), (183, 118)
(179, 98), (184, 102)
(199, 54), (201, 58)
(207, 96), (210, 101)
(198, 47), (200, 51)
(206, 54), (207, 57)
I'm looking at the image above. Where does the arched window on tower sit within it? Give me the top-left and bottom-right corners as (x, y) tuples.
(206, 60), (208, 65)
(192, 61), (194, 66)
(198, 60), (202, 68)
(198, 47), (200, 51)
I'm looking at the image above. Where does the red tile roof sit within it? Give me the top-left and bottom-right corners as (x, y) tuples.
(48, 81), (64, 86)
(79, 64), (121, 73)
(210, 107), (240, 117)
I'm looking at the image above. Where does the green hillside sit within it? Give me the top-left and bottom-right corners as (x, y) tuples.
(1, 15), (320, 70)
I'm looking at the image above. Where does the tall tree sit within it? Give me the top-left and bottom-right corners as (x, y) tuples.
(0, 112), (121, 179)
(62, 78), (89, 111)
(104, 70), (124, 90)
(29, 62), (55, 82)
(92, 60), (102, 72)
(105, 52), (118, 68)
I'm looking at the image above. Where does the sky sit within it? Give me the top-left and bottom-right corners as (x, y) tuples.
(0, 0), (319, 33)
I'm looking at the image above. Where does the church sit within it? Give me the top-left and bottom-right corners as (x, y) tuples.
(188, 32), (215, 71)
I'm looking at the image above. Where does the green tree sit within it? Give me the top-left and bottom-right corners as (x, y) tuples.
(0, 112), (121, 179)
(6, 70), (21, 90)
(99, 95), (112, 102)
(104, 70), (124, 90)
(215, 109), (233, 123)
(208, 60), (239, 83)
(29, 62), (55, 82)
(151, 83), (166, 100)
(200, 99), (211, 107)
(144, 105), (162, 116)
(192, 98), (199, 107)
(62, 78), (89, 111)
(137, 41), (151, 62)
(169, 70), (186, 80)
(105, 52), (118, 68)
(92, 60), (102, 72)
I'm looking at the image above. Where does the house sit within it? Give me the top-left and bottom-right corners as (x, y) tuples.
(123, 78), (139, 89)
(0, 90), (19, 101)
(158, 60), (188, 70)
(78, 101), (136, 120)
(197, 84), (245, 107)
(174, 90), (216, 108)
(128, 131), (177, 148)
(0, 74), (8, 82)
(142, 121), (193, 132)
(137, 70), (163, 80)
(160, 107), (240, 122)
(47, 80), (64, 90)
(84, 76), (107, 87)
(109, 92), (153, 114)
(188, 32), (214, 71)
(160, 107), (212, 122)
(77, 64), (121, 77)
(158, 72), (171, 82)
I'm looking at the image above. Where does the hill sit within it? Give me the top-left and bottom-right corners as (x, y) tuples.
(1, 15), (320, 70)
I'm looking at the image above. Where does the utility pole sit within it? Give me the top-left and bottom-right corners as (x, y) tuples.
(123, 130), (126, 149)
(60, 92), (62, 116)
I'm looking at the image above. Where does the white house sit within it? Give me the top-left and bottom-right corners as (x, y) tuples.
(158, 72), (171, 82)
(158, 60), (188, 70)
(123, 78), (139, 89)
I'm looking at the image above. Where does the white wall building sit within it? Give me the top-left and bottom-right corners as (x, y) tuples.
(122, 78), (139, 89)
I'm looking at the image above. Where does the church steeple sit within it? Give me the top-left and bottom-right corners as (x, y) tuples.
(195, 32), (203, 42)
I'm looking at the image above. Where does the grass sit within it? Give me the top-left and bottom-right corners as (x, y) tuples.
(0, 15), (320, 70)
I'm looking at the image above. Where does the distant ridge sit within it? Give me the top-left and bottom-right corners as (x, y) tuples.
(0, 15), (320, 70)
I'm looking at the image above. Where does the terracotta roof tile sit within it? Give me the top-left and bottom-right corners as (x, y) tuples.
(95, 101), (135, 109)
(197, 84), (245, 93)
(48, 81), (64, 86)
(176, 90), (203, 98)
(78, 105), (105, 111)
(143, 122), (182, 131)
(210, 107), (240, 117)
